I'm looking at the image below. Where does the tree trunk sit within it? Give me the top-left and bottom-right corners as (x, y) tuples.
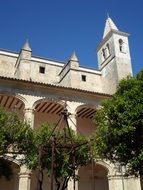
(55, 177), (70, 190)
(37, 170), (43, 190)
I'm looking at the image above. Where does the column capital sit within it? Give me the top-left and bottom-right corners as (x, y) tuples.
(65, 101), (81, 115)
(19, 172), (31, 179)
(19, 165), (31, 179)
(24, 108), (35, 113)
(69, 113), (77, 118)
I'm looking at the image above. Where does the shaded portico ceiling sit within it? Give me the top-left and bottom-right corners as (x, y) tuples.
(0, 95), (96, 119)
(35, 101), (64, 115)
(77, 107), (96, 119)
(0, 94), (24, 111)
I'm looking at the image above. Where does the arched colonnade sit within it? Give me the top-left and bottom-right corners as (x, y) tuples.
(0, 93), (98, 134)
(0, 93), (130, 190)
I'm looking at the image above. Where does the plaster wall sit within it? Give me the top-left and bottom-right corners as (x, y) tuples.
(78, 70), (102, 92)
(30, 60), (62, 84)
(34, 112), (61, 129)
(77, 117), (96, 136)
(0, 53), (17, 77)
(101, 59), (118, 94)
(0, 50), (104, 94)
(124, 177), (141, 190)
(78, 164), (109, 190)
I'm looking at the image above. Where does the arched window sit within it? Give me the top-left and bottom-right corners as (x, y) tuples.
(102, 48), (106, 60)
(119, 39), (126, 53)
(106, 43), (110, 57)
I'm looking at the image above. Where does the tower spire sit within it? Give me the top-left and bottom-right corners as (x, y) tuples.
(103, 17), (118, 39)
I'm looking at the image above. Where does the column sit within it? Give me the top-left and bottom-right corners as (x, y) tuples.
(124, 176), (141, 190)
(67, 112), (79, 190)
(109, 174), (142, 190)
(67, 112), (77, 132)
(18, 165), (31, 190)
(66, 102), (79, 190)
(24, 108), (34, 128)
(108, 175), (115, 190)
(108, 175), (125, 190)
(68, 170), (78, 190)
(66, 101), (78, 132)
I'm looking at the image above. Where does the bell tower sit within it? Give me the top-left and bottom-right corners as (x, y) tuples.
(97, 17), (133, 94)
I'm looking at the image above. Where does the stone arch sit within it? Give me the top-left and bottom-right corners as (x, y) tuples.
(32, 97), (65, 110)
(0, 93), (26, 118)
(96, 160), (115, 176)
(15, 94), (28, 106)
(33, 98), (65, 129)
(75, 103), (96, 113)
(78, 161), (110, 190)
(0, 92), (27, 106)
(76, 104), (97, 135)
(2, 155), (21, 166)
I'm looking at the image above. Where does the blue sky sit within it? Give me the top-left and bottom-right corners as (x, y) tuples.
(0, 0), (143, 75)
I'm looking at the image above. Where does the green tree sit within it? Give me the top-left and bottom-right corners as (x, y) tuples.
(0, 107), (33, 179)
(0, 107), (92, 190)
(24, 123), (90, 190)
(93, 70), (143, 190)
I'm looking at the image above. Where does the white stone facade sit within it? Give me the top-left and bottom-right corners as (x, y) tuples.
(0, 17), (140, 190)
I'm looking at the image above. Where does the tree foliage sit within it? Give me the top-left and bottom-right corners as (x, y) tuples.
(0, 107), (32, 179)
(0, 107), (91, 190)
(93, 70), (143, 180)
(24, 123), (90, 190)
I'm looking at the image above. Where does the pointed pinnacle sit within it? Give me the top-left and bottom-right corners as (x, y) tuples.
(70, 51), (78, 62)
(22, 39), (31, 51)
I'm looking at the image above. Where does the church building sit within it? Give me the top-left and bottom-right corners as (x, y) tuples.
(0, 17), (140, 190)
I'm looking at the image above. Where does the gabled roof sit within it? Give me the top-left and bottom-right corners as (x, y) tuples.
(0, 75), (112, 98)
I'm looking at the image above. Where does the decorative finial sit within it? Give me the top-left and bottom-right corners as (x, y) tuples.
(69, 51), (78, 62)
(22, 39), (31, 51)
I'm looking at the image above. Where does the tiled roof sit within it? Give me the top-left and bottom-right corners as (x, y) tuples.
(0, 76), (112, 97)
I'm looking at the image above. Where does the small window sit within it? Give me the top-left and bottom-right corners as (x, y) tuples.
(106, 43), (110, 56)
(119, 39), (126, 53)
(102, 48), (106, 59)
(81, 75), (86, 82)
(39, 66), (45, 74)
